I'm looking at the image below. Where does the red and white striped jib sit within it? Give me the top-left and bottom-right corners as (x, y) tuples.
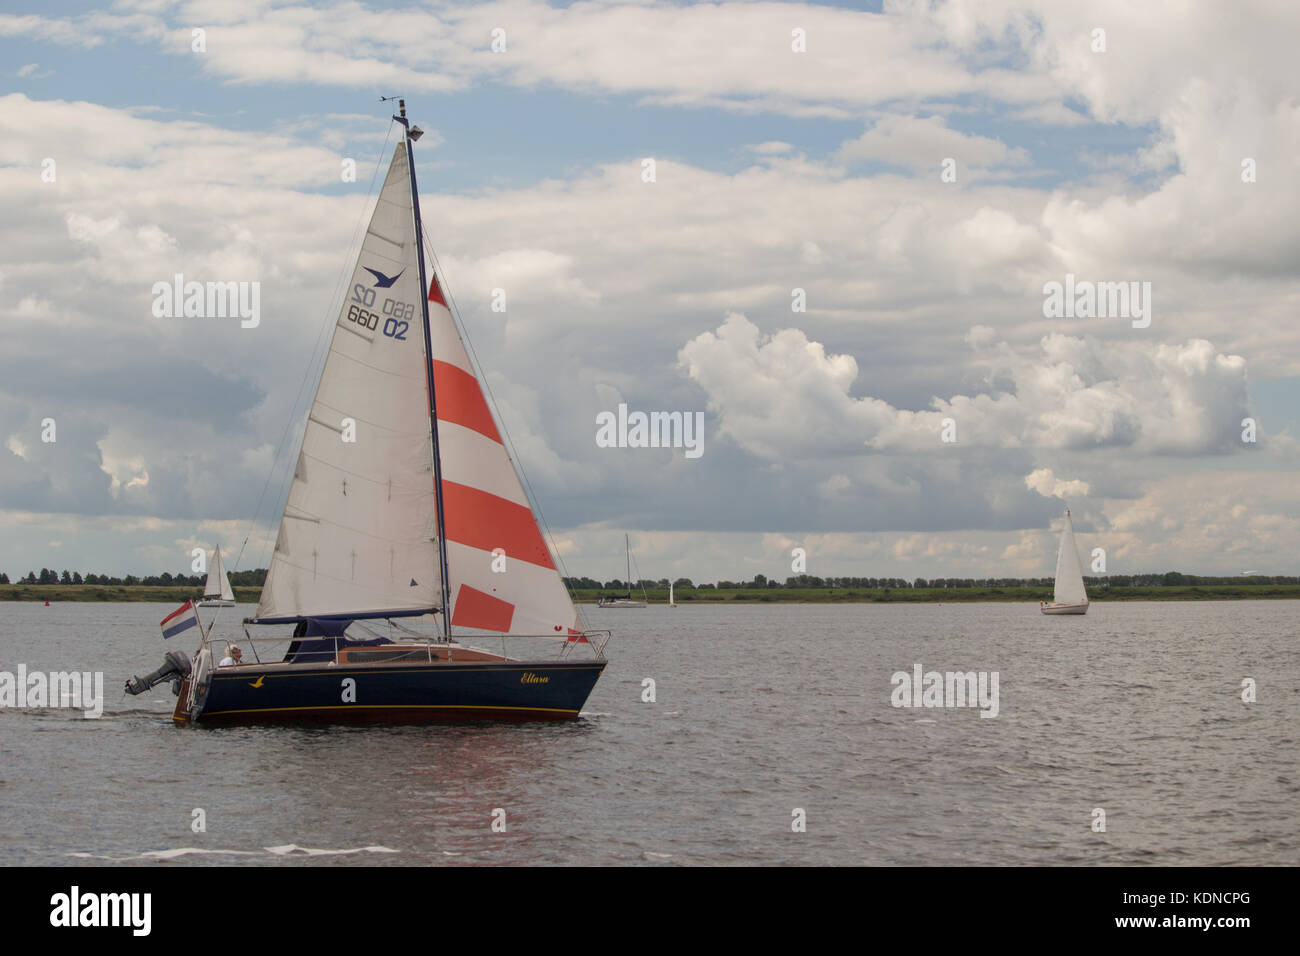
(427, 275), (581, 638)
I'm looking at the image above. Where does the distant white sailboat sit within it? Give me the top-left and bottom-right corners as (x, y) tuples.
(1041, 509), (1089, 615)
(198, 545), (236, 607)
(597, 535), (647, 608)
(668, 581), (677, 608)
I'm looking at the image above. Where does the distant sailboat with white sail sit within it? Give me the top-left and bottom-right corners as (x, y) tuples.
(198, 546), (235, 607)
(668, 581), (676, 608)
(1041, 508), (1089, 615)
(597, 535), (647, 608)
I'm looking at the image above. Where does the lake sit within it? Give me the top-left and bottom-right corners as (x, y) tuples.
(0, 600), (1295, 865)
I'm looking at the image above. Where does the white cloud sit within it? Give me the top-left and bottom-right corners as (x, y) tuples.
(6, 435), (28, 460)
(98, 444), (150, 495)
(835, 114), (1029, 170)
(818, 473), (851, 498)
(1099, 470), (1300, 570)
(679, 312), (898, 460)
(680, 314), (1253, 459)
(1024, 467), (1090, 499)
(439, 248), (600, 313)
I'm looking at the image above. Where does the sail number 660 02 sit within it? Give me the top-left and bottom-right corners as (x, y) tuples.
(347, 303), (408, 341)
(350, 284), (413, 341)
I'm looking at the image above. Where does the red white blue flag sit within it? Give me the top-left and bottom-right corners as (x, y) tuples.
(160, 600), (199, 640)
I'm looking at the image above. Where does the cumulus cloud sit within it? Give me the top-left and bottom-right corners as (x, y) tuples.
(679, 313), (896, 459)
(1024, 468), (1090, 499)
(680, 314), (1253, 459)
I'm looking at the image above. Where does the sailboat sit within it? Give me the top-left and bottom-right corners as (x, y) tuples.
(1040, 508), (1089, 615)
(596, 534), (647, 608)
(668, 581), (676, 608)
(197, 545), (236, 607)
(126, 101), (608, 723)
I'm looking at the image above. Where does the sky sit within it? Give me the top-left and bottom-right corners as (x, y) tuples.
(0, 0), (1297, 585)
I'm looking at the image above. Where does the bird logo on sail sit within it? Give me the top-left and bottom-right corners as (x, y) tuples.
(364, 267), (405, 288)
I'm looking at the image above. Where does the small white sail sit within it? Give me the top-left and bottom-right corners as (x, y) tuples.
(257, 144), (443, 622)
(204, 546), (235, 602)
(1052, 510), (1088, 607)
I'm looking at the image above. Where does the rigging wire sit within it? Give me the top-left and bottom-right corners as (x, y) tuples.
(629, 545), (649, 602)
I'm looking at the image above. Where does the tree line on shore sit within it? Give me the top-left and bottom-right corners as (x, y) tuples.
(0, 568), (269, 587)
(565, 571), (1300, 590)
(2, 568), (1295, 589)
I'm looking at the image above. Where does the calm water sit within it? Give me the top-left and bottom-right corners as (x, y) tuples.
(0, 601), (1295, 866)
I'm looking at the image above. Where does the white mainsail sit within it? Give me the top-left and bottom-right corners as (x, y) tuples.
(257, 144), (443, 621)
(426, 273), (583, 639)
(1052, 509), (1088, 606)
(204, 546), (235, 602)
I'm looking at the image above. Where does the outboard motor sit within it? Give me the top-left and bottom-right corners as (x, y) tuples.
(125, 650), (193, 697)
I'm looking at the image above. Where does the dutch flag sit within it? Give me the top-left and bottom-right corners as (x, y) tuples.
(160, 600), (199, 640)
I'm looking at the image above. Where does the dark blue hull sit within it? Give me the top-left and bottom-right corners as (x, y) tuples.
(180, 660), (606, 725)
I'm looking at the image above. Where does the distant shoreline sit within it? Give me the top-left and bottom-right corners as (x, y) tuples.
(4, 584), (1299, 604)
(575, 586), (1300, 603)
(0, 585), (260, 603)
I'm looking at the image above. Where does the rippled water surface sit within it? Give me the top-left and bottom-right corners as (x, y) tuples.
(0, 601), (1295, 865)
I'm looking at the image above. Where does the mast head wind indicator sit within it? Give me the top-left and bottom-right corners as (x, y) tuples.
(381, 95), (420, 137)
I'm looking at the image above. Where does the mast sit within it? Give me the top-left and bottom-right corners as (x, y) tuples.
(625, 533), (632, 597)
(395, 98), (453, 641)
